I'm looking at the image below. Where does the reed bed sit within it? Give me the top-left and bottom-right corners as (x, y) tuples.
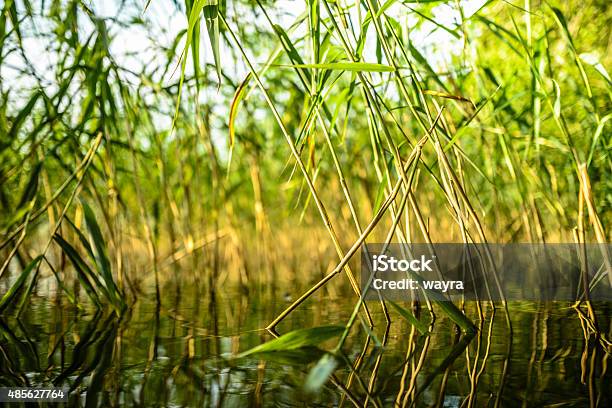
(0, 0), (610, 404)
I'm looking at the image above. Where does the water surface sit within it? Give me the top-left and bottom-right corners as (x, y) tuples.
(1, 283), (610, 407)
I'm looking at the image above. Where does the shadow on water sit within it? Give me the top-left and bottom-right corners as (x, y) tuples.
(0, 285), (610, 407)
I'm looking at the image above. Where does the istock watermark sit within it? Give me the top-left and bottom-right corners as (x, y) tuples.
(372, 254), (433, 272)
(370, 253), (464, 293)
(361, 243), (612, 302)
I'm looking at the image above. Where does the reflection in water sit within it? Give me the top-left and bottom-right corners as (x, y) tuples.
(0, 285), (610, 407)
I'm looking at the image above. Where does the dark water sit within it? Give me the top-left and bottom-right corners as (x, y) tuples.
(1, 283), (610, 407)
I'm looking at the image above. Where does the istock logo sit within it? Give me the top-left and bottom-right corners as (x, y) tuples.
(372, 254), (434, 272)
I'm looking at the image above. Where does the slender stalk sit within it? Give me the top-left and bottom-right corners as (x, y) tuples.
(220, 12), (375, 326)
(268, 137), (427, 330)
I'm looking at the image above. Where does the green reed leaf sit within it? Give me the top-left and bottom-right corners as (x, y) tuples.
(8, 90), (41, 139)
(276, 62), (394, 72)
(388, 300), (428, 334)
(237, 325), (344, 358)
(204, 1), (221, 86)
(0, 255), (42, 314)
(82, 202), (122, 306)
(53, 233), (103, 307)
(228, 72), (252, 174)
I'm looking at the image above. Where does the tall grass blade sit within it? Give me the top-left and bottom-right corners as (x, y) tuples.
(0, 255), (42, 314)
(228, 73), (252, 174)
(53, 234), (103, 308)
(82, 202), (123, 307)
(422, 89), (472, 104)
(277, 62), (395, 72)
(203, 1), (221, 86)
(7, 90), (40, 140)
(172, 0), (206, 126)
(388, 301), (428, 335)
(185, 0), (202, 90)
